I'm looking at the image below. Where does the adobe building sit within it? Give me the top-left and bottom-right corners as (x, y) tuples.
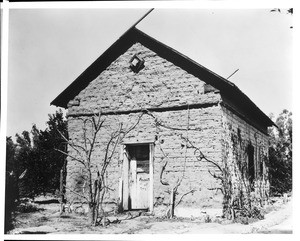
(51, 24), (274, 217)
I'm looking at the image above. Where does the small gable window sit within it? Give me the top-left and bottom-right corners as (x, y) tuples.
(129, 54), (145, 73)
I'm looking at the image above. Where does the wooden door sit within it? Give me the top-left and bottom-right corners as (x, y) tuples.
(128, 145), (150, 209)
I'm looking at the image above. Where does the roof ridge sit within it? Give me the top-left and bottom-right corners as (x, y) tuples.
(133, 27), (237, 88)
(51, 19), (275, 127)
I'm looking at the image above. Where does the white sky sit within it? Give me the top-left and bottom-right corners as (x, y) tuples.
(6, 8), (293, 138)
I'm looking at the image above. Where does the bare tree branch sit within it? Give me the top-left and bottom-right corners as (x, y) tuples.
(123, 112), (145, 136)
(144, 109), (202, 131)
(54, 148), (86, 166)
(64, 185), (89, 202)
(208, 169), (223, 181)
(175, 189), (196, 207)
(178, 106), (190, 186)
(160, 159), (169, 186)
(158, 144), (170, 186)
(181, 135), (223, 173)
(56, 129), (86, 161)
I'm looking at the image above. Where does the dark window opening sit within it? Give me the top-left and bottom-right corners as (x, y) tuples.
(260, 160), (264, 177)
(257, 147), (263, 178)
(247, 143), (255, 184)
(127, 144), (149, 173)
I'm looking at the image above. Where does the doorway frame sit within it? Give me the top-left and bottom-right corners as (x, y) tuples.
(120, 142), (154, 213)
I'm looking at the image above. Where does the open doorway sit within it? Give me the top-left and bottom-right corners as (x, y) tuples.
(127, 144), (150, 210)
(121, 143), (154, 212)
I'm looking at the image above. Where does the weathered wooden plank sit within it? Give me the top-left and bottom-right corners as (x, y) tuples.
(122, 145), (129, 210)
(137, 172), (149, 209)
(149, 143), (154, 213)
(130, 159), (137, 209)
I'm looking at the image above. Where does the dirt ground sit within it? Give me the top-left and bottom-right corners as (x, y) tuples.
(8, 195), (292, 234)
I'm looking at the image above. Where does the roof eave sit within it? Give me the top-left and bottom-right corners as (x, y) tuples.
(51, 26), (274, 128)
(50, 28), (137, 108)
(51, 9), (154, 108)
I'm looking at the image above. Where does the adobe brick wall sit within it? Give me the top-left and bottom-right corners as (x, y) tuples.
(66, 105), (224, 214)
(67, 42), (220, 115)
(65, 41), (226, 214)
(221, 106), (270, 202)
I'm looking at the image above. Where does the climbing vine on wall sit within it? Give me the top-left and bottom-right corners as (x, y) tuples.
(143, 108), (268, 222)
(220, 123), (267, 222)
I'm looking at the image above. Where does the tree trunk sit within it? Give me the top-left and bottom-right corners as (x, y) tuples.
(169, 188), (175, 218)
(93, 179), (100, 226)
(88, 203), (96, 224)
(59, 168), (65, 215)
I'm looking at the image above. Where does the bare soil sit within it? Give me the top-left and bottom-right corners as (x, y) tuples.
(9, 194), (292, 234)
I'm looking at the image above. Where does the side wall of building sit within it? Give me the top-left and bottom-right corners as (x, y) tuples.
(221, 105), (270, 204)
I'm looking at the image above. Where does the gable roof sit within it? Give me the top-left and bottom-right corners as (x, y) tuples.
(51, 26), (275, 128)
